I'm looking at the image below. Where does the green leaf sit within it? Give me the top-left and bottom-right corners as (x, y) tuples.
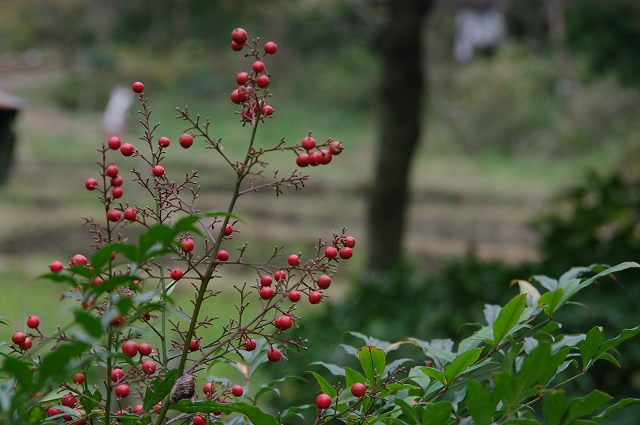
(591, 398), (640, 423)
(465, 380), (494, 425)
(578, 327), (603, 369)
(503, 420), (540, 424)
(421, 401), (453, 425)
(345, 367), (367, 388)
(309, 361), (345, 377)
(444, 348), (482, 384)
(358, 346), (386, 384)
(539, 289), (565, 317)
(542, 390), (568, 425)
(79, 389), (101, 415)
(419, 367), (446, 385)
(36, 341), (89, 386)
(73, 310), (103, 338)
(171, 400), (278, 425)
(91, 242), (138, 270)
(308, 371), (336, 398)
(36, 272), (78, 286)
(518, 342), (551, 393)
(600, 325), (640, 352)
(563, 390), (613, 424)
(2, 356), (34, 393)
(396, 398), (420, 424)
(493, 294), (527, 346)
(143, 369), (178, 411)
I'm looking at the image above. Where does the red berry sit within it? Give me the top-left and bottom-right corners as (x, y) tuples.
(301, 136), (316, 151)
(124, 207), (137, 221)
(231, 28), (248, 44)
(244, 338), (257, 351)
(296, 153), (309, 167)
(203, 382), (213, 394)
(339, 247), (353, 259)
(274, 315), (293, 330)
(224, 223), (233, 236)
(264, 41), (278, 54)
(308, 291), (322, 304)
(308, 151), (322, 166)
(107, 209), (121, 222)
(111, 175), (124, 187)
(106, 164), (119, 177)
(131, 81), (144, 93)
(193, 415), (206, 425)
(232, 385), (243, 397)
(47, 407), (62, 417)
(252, 60), (265, 73)
(26, 315), (40, 329)
(316, 393), (332, 409)
(261, 104), (274, 116)
(49, 261), (64, 273)
(317, 274), (331, 289)
(288, 290), (301, 302)
(274, 269), (286, 282)
(120, 143), (135, 156)
(138, 342), (152, 356)
(85, 178), (99, 191)
(111, 187), (123, 199)
(236, 72), (250, 85)
(216, 249), (229, 261)
(189, 339), (200, 351)
(181, 238), (195, 252)
(110, 315), (125, 326)
(152, 165), (165, 177)
(319, 149), (332, 165)
(11, 331), (26, 345)
(256, 75), (270, 88)
(230, 89), (242, 104)
(92, 276), (103, 286)
(141, 360), (156, 375)
(132, 405), (143, 414)
(115, 383), (130, 398)
(287, 254), (299, 267)
(71, 254), (88, 266)
(179, 133), (194, 149)
(231, 40), (243, 51)
(329, 140), (344, 155)
(19, 337), (32, 350)
(111, 368), (125, 382)
(267, 346), (282, 362)
(238, 85), (251, 101)
(158, 136), (170, 147)
(108, 136), (122, 150)
(72, 372), (85, 385)
(122, 340), (139, 357)
(170, 268), (184, 281)
(61, 392), (78, 408)
(259, 275), (272, 286)
(351, 382), (366, 397)
(259, 286), (274, 299)
(154, 402), (162, 410)
(324, 246), (338, 259)
(343, 236), (356, 248)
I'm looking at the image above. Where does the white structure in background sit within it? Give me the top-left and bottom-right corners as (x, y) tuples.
(103, 86), (134, 136)
(454, 7), (506, 63)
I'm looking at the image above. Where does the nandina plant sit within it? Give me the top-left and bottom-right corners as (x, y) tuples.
(0, 28), (353, 424)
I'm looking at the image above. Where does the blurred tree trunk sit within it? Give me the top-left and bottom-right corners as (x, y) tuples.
(367, 0), (433, 271)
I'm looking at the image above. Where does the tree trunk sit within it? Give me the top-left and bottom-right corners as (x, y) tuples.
(367, 0), (433, 271)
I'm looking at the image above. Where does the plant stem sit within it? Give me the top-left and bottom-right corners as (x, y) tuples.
(155, 114), (261, 424)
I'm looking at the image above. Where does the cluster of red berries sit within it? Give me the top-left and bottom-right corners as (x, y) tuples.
(10, 315), (40, 351)
(229, 28), (277, 122)
(315, 382), (367, 410)
(295, 135), (344, 168)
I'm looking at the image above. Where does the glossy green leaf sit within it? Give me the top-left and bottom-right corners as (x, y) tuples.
(578, 327), (603, 369)
(419, 367), (446, 385)
(421, 401), (453, 425)
(36, 341), (89, 386)
(539, 288), (565, 317)
(345, 367), (367, 388)
(544, 391), (568, 425)
(493, 294), (527, 346)
(73, 310), (103, 338)
(309, 361), (344, 377)
(308, 371), (336, 398)
(358, 346), (386, 384)
(2, 356), (33, 393)
(563, 390), (613, 424)
(592, 398), (640, 423)
(396, 398), (419, 424)
(465, 380), (494, 425)
(444, 348), (482, 384)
